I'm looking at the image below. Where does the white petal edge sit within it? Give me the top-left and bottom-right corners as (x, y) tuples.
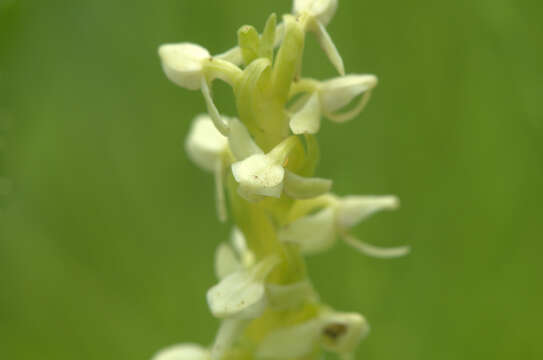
(152, 343), (209, 360)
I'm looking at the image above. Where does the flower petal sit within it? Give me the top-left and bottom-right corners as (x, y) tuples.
(152, 344), (209, 360)
(314, 21), (344, 75)
(278, 207), (336, 254)
(228, 118), (263, 160)
(320, 74), (377, 115)
(289, 92), (322, 134)
(319, 312), (370, 354)
(158, 43), (210, 90)
(230, 227), (255, 268)
(335, 195), (399, 229)
(257, 319), (323, 358)
(283, 170), (332, 199)
(185, 115), (228, 172)
(293, 0), (338, 26)
(206, 256), (280, 319)
(232, 154), (285, 199)
(214, 243), (242, 280)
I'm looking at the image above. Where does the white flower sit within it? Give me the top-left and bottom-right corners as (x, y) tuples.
(257, 310), (369, 359)
(293, 0), (338, 26)
(207, 247), (279, 319)
(185, 114), (230, 222)
(232, 153), (286, 199)
(228, 118), (331, 201)
(152, 344), (209, 360)
(289, 75), (378, 134)
(159, 43), (210, 90)
(293, 0), (343, 75)
(159, 42), (241, 135)
(210, 229), (317, 359)
(279, 194), (410, 257)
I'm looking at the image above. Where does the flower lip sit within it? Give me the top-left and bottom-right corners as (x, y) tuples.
(159, 43), (210, 90)
(231, 154), (285, 199)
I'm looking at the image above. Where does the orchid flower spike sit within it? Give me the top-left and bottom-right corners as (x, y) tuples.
(257, 310), (369, 359)
(151, 344), (210, 360)
(185, 114), (230, 222)
(293, 0), (344, 75)
(228, 119), (332, 201)
(156, 1), (407, 359)
(289, 74), (378, 134)
(279, 194), (410, 258)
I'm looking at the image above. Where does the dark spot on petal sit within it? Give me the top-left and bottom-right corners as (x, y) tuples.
(323, 323), (347, 340)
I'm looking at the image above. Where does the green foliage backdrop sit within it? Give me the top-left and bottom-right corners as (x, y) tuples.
(1, 0), (541, 359)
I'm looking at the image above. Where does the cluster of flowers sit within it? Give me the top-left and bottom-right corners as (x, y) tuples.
(155, 1), (408, 359)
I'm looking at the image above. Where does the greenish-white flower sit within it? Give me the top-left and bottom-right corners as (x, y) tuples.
(207, 248), (279, 319)
(293, 0), (338, 26)
(257, 310), (369, 359)
(289, 74), (378, 134)
(228, 118), (332, 201)
(159, 43), (210, 90)
(279, 194), (410, 257)
(159, 43), (243, 135)
(293, 0), (343, 75)
(152, 344), (209, 360)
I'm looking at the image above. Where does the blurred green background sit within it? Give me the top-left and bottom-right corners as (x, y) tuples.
(1, 0), (541, 359)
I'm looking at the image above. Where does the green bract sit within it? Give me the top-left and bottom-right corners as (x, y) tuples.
(155, 1), (409, 359)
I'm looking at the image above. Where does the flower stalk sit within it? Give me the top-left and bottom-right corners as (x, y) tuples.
(155, 1), (409, 359)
